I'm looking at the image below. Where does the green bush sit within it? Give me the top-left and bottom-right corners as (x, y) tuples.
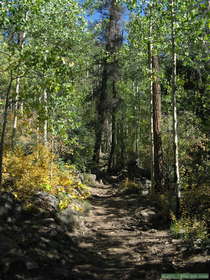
(170, 215), (208, 243)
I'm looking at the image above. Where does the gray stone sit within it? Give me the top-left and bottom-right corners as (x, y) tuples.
(0, 206), (8, 216)
(57, 207), (80, 230)
(26, 261), (39, 270)
(82, 173), (97, 186)
(31, 192), (59, 211)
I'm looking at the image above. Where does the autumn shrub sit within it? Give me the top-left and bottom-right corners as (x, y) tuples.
(1, 145), (90, 210)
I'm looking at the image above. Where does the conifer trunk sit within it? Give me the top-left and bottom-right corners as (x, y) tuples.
(152, 55), (164, 192)
(108, 82), (117, 171)
(93, 62), (108, 164)
(93, 0), (122, 166)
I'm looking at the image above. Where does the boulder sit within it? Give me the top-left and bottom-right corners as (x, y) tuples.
(57, 207), (81, 231)
(135, 207), (163, 228)
(81, 173), (97, 186)
(0, 192), (22, 221)
(31, 192), (59, 212)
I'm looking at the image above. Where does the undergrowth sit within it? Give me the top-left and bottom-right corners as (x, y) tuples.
(120, 178), (142, 194)
(170, 214), (208, 245)
(170, 185), (210, 244)
(1, 145), (90, 211)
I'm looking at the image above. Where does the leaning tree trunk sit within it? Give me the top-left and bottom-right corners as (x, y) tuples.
(152, 55), (164, 193)
(0, 73), (13, 185)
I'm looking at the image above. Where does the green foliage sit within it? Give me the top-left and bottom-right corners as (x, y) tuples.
(0, 0), (209, 238)
(1, 145), (90, 209)
(149, 191), (176, 223)
(171, 215), (208, 243)
(181, 186), (210, 229)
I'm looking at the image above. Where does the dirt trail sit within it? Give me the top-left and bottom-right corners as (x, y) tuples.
(71, 184), (209, 280)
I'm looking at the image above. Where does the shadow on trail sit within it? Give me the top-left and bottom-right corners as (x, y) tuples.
(71, 185), (178, 280)
(71, 184), (210, 280)
(0, 187), (209, 280)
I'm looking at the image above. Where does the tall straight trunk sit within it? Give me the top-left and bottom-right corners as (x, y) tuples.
(11, 77), (20, 149)
(11, 31), (26, 149)
(0, 74), (13, 185)
(93, 0), (122, 166)
(119, 114), (125, 169)
(108, 81), (117, 171)
(148, 16), (154, 191)
(107, 0), (122, 170)
(93, 63), (108, 164)
(171, 0), (181, 215)
(43, 89), (48, 146)
(152, 55), (164, 193)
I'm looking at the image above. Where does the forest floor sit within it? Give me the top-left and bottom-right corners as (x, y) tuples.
(71, 182), (210, 280)
(0, 182), (209, 280)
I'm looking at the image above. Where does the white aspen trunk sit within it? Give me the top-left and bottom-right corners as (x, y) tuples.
(136, 85), (140, 155)
(11, 31), (26, 148)
(133, 82), (138, 153)
(20, 102), (24, 115)
(11, 77), (20, 148)
(149, 13), (154, 191)
(172, 52), (181, 199)
(36, 127), (40, 145)
(171, 0), (181, 213)
(43, 89), (48, 146)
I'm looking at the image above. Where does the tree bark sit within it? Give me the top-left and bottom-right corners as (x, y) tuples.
(152, 55), (164, 193)
(93, 62), (108, 164)
(11, 31), (26, 149)
(43, 89), (48, 146)
(108, 82), (117, 171)
(11, 77), (20, 150)
(171, 0), (181, 216)
(107, 0), (122, 170)
(0, 73), (13, 185)
(148, 14), (154, 192)
(93, 0), (122, 166)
